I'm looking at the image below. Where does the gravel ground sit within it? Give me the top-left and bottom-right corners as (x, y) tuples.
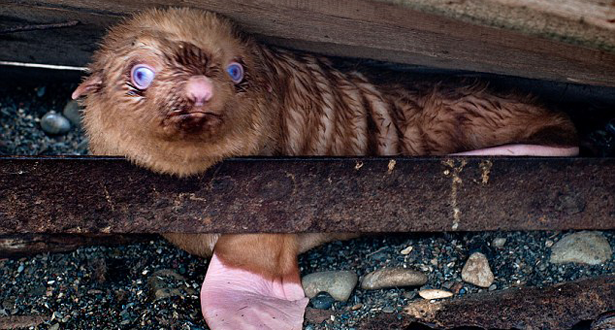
(0, 83), (88, 156)
(1, 80), (614, 330)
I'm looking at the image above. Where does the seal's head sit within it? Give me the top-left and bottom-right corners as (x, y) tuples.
(74, 8), (274, 176)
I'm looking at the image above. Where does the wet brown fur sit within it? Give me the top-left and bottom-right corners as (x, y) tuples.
(78, 8), (577, 278)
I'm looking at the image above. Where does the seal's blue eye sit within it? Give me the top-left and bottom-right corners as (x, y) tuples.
(130, 64), (155, 90)
(226, 62), (244, 84)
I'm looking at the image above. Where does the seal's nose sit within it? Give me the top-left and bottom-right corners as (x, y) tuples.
(186, 76), (213, 106)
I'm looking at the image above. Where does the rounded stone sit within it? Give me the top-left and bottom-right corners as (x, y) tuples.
(492, 238), (507, 248)
(461, 252), (495, 288)
(40, 112), (71, 135)
(360, 267), (427, 290)
(302, 271), (358, 302)
(418, 289), (453, 300)
(309, 292), (335, 310)
(62, 100), (83, 127)
(550, 231), (612, 265)
(36, 86), (46, 97)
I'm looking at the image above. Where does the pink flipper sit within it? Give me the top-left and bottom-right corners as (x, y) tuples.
(201, 253), (309, 330)
(451, 144), (579, 156)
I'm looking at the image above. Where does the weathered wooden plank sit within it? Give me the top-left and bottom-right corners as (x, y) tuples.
(381, 0), (615, 51)
(0, 157), (614, 234)
(1, 0), (614, 87)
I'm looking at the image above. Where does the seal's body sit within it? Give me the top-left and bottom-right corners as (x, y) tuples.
(74, 8), (578, 329)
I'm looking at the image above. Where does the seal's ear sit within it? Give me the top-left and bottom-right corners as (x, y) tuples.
(72, 74), (102, 99)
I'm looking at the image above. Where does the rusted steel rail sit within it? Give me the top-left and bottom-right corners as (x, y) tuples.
(0, 156), (613, 234)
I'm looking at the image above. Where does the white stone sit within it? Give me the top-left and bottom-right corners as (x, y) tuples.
(492, 238), (507, 248)
(461, 252), (494, 288)
(550, 231), (612, 265)
(400, 246), (413, 255)
(418, 289), (453, 300)
(302, 271), (358, 302)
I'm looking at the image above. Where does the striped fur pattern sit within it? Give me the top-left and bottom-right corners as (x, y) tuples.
(261, 48), (576, 158)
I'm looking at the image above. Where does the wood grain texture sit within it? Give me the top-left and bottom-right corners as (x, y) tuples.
(1, 0), (614, 86)
(379, 0), (615, 51)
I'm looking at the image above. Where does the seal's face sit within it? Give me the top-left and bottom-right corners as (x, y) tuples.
(73, 8), (270, 175)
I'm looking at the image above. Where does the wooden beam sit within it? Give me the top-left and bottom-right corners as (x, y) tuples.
(379, 0), (615, 50)
(1, 0), (614, 87)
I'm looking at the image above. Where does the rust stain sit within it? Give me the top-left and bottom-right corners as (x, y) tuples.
(100, 182), (115, 211)
(442, 159), (467, 230)
(387, 159), (396, 174)
(285, 172), (298, 195)
(479, 159), (492, 185)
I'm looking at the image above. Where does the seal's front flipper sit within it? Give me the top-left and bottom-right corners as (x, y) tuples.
(201, 252), (307, 329)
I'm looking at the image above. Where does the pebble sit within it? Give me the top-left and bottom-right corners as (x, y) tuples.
(302, 271), (358, 302)
(450, 282), (464, 294)
(76, 138), (89, 154)
(63, 100), (83, 128)
(381, 306), (395, 313)
(36, 86), (46, 98)
(550, 231), (613, 265)
(361, 267), (427, 290)
(400, 246), (413, 255)
(40, 112), (71, 135)
(309, 292), (335, 310)
(461, 252), (495, 288)
(418, 289), (453, 300)
(147, 269), (197, 300)
(402, 290), (417, 300)
(606, 119), (615, 135)
(492, 238), (507, 248)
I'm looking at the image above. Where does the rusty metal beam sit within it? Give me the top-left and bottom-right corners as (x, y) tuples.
(0, 156), (613, 234)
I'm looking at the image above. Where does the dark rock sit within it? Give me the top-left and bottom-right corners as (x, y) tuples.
(62, 100), (83, 128)
(40, 112), (71, 135)
(310, 292), (335, 310)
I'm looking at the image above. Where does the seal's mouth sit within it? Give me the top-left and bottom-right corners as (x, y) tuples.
(169, 110), (221, 121)
(163, 108), (223, 133)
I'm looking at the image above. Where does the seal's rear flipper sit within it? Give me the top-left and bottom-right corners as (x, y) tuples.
(451, 144), (579, 156)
